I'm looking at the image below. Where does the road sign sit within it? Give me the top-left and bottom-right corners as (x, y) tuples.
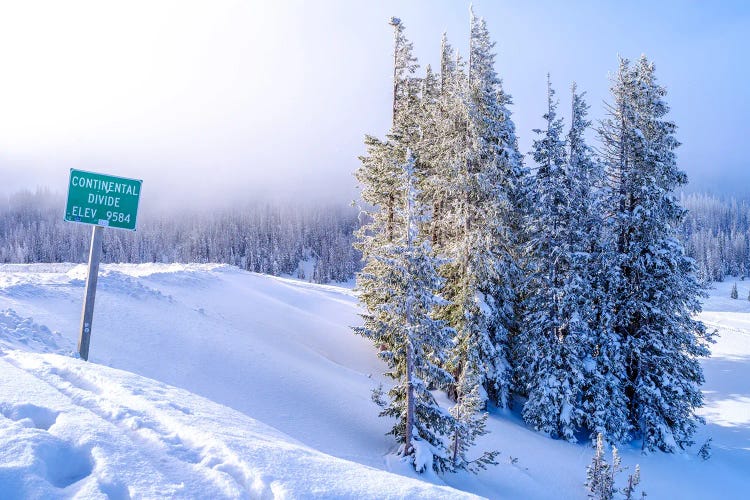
(64, 169), (143, 360)
(65, 169), (142, 231)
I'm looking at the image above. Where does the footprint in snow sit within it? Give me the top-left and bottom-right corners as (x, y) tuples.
(0, 403), (59, 431)
(36, 438), (94, 488)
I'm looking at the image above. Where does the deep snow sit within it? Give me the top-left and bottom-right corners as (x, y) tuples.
(0, 263), (749, 498)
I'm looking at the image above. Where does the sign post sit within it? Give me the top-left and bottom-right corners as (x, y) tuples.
(78, 225), (103, 360)
(65, 169), (142, 360)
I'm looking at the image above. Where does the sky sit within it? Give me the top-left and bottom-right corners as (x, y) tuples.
(0, 0), (748, 209)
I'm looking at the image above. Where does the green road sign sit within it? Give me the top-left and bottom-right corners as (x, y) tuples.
(65, 169), (142, 231)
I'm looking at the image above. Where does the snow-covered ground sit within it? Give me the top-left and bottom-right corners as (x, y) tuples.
(1, 264), (748, 498)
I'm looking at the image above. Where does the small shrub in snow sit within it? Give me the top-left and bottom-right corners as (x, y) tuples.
(586, 434), (645, 500)
(621, 465), (641, 500)
(698, 437), (712, 460)
(586, 434), (620, 499)
(371, 384), (387, 408)
(731, 283), (738, 299)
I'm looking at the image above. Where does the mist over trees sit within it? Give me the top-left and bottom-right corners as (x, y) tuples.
(1, 189), (743, 288)
(0, 189), (359, 284)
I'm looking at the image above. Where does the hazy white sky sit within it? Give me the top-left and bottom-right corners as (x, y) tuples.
(0, 0), (748, 208)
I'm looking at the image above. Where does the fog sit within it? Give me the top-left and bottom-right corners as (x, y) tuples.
(0, 1), (748, 209)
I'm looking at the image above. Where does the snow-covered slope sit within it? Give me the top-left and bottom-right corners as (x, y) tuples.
(0, 351), (475, 499)
(1, 264), (749, 498)
(0, 264), (477, 499)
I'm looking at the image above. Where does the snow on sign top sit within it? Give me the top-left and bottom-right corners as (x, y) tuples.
(64, 169), (142, 231)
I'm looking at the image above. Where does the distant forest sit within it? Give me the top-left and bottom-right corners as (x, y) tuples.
(680, 192), (750, 282)
(0, 189), (359, 283)
(0, 188), (747, 284)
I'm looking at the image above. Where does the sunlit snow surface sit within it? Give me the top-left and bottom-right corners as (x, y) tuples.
(1, 264), (749, 498)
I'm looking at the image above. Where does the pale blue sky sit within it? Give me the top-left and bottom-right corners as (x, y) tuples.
(0, 1), (747, 205)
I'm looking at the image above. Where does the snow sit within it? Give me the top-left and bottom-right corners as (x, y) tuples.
(0, 351), (475, 499)
(1, 263), (749, 498)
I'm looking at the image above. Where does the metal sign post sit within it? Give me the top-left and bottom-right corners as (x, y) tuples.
(78, 225), (103, 360)
(64, 169), (142, 361)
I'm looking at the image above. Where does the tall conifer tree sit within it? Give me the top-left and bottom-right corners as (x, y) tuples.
(599, 56), (712, 451)
(356, 17), (420, 365)
(520, 76), (590, 441)
(356, 18), (476, 475)
(439, 9), (527, 417)
(357, 154), (456, 473)
(568, 85), (630, 443)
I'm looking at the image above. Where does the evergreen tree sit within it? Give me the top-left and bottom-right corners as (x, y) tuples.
(622, 465), (642, 500)
(567, 84), (631, 443)
(731, 282), (738, 299)
(585, 434), (619, 500)
(356, 154), (456, 473)
(355, 17), (420, 367)
(520, 76), (589, 441)
(439, 8), (527, 415)
(449, 367), (499, 472)
(599, 56), (713, 451)
(416, 33), (469, 255)
(356, 17), (419, 252)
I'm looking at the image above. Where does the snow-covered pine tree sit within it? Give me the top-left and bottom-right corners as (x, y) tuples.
(439, 8), (526, 416)
(449, 366), (499, 472)
(622, 464), (642, 500)
(568, 85), (630, 443)
(520, 76), (589, 441)
(388, 17), (422, 152)
(355, 17), (420, 361)
(599, 55), (713, 451)
(585, 433), (621, 500)
(354, 18), (459, 474)
(731, 282), (738, 299)
(356, 153), (456, 473)
(415, 61), (446, 243)
(356, 17), (419, 249)
(419, 33), (466, 251)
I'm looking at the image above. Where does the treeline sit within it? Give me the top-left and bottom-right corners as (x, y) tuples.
(355, 12), (712, 475)
(0, 189), (359, 283)
(3, 187), (747, 287)
(680, 192), (750, 282)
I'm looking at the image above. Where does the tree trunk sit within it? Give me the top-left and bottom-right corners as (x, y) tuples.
(404, 335), (415, 456)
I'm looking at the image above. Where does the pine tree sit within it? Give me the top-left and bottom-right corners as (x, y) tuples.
(354, 19), (457, 474)
(439, 7), (526, 416)
(585, 433), (620, 500)
(599, 56), (713, 451)
(449, 367), (499, 472)
(427, 30), (504, 464)
(622, 464), (642, 500)
(568, 84), (631, 443)
(355, 13), (512, 475)
(418, 34), (461, 249)
(731, 282), (738, 299)
(516, 76), (603, 441)
(356, 17), (420, 252)
(355, 17), (420, 366)
(388, 17), (421, 152)
(356, 154), (456, 473)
